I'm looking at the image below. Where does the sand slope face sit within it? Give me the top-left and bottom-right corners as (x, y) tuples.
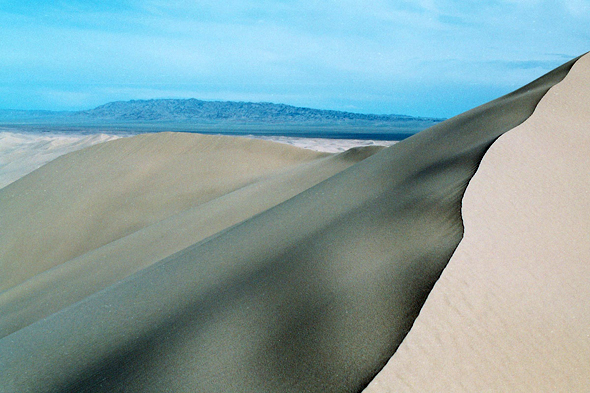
(0, 142), (382, 338)
(0, 131), (121, 189)
(0, 132), (335, 291)
(0, 57), (578, 392)
(364, 54), (590, 392)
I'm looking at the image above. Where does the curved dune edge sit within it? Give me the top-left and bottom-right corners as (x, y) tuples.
(363, 53), (590, 392)
(0, 57), (580, 392)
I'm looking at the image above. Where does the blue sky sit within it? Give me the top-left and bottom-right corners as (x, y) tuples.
(0, 1), (588, 117)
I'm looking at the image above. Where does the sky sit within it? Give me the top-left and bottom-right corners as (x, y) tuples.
(0, 1), (588, 118)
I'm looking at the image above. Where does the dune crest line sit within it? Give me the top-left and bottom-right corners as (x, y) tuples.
(364, 53), (590, 392)
(0, 55), (581, 392)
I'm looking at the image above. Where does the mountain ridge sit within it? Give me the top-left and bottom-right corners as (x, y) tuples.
(1, 98), (442, 124)
(0, 99), (444, 139)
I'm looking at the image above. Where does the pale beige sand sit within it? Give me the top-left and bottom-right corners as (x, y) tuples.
(0, 131), (120, 189)
(364, 53), (590, 392)
(0, 56), (579, 392)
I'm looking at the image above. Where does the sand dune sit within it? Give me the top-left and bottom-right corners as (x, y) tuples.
(0, 131), (120, 189)
(0, 133), (346, 291)
(364, 52), (590, 392)
(0, 54), (585, 392)
(0, 138), (382, 338)
(0, 131), (397, 191)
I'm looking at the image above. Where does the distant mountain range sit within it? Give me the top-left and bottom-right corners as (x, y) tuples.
(81, 99), (441, 123)
(0, 99), (444, 139)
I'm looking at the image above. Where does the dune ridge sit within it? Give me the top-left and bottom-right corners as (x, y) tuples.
(0, 130), (397, 191)
(0, 55), (581, 392)
(0, 131), (119, 189)
(364, 53), (590, 392)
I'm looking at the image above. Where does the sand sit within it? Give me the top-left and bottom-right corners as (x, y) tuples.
(250, 135), (397, 153)
(0, 133), (354, 291)
(0, 131), (120, 189)
(0, 130), (397, 191)
(363, 52), (590, 392)
(0, 54), (585, 392)
(0, 136), (383, 338)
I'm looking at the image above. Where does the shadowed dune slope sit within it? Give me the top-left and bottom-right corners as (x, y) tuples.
(364, 53), (590, 392)
(0, 55), (580, 393)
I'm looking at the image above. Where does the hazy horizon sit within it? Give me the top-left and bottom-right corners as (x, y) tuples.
(0, 97), (448, 118)
(1, 1), (588, 118)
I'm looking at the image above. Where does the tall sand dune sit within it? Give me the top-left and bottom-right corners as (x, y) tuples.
(0, 54), (584, 392)
(0, 133), (339, 291)
(364, 52), (590, 392)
